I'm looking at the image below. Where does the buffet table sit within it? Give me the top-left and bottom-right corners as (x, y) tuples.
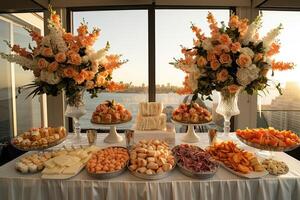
(0, 133), (300, 200)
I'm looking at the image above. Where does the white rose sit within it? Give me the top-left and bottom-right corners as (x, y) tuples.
(202, 39), (213, 51)
(47, 72), (61, 85)
(240, 47), (255, 58)
(40, 70), (48, 82)
(237, 64), (260, 86)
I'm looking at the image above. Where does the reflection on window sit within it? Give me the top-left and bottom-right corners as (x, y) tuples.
(257, 11), (300, 133)
(13, 25), (41, 133)
(0, 19), (13, 139)
(73, 10), (148, 129)
(155, 9), (230, 131)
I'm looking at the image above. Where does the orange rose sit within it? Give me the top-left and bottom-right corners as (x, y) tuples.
(70, 43), (80, 53)
(63, 67), (77, 78)
(84, 70), (95, 81)
(74, 72), (85, 84)
(207, 52), (216, 61)
(229, 15), (240, 28)
(231, 42), (241, 53)
(236, 54), (252, 68)
(96, 75), (106, 86)
(227, 84), (240, 93)
(197, 56), (208, 67)
(38, 58), (48, 69)
(217, 69), (229, 82)
(55, 52), (66, 63)
(85, 80), (95, 89)
(69, 53), (81, 65)
(218, 34), (232, 45)
(210, 59), (220, 71)
(219, 54), (232, 65)
(42, 48), (53, 57)
(48, 61), (59, 72)
(63, 33), (73, 42)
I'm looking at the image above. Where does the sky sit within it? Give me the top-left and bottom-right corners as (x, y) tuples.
(73, 9), (230, 86)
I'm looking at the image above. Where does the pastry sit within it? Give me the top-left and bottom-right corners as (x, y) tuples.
(236, 128), (300, 148)
(86, 147), (129, 173)
(172, 102), (212, 124)
(91, 100), (132, 124)
(12, 127), (66, 150)
(128, 139), (175, 175)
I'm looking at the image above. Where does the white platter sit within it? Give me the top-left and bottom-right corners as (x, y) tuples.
(219, 162), (268, 179)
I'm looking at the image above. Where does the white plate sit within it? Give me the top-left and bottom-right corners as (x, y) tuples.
(220, 162), (268, 179)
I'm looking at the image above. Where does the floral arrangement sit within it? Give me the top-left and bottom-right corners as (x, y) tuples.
(171, 12), (294, 100)
(0, 7), (127, 106)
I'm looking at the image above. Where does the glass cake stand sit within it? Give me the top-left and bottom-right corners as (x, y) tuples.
(171, 119), (212, 143)
(91, 119), (131, 144)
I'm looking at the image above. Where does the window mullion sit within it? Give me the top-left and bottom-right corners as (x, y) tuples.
(148, 4), (156, 102)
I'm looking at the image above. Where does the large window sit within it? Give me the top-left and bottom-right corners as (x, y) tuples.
(0, 19), (13, 139)
(155, 9), (230, 131)
(73, 10), (148, 130)
(0, 14), (43, 138)
(257, 11), (300, 133)
(13, 24), (41, 133)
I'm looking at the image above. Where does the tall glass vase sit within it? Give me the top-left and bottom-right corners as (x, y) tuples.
(65, 91), (86, 139)
(216, 90), (240, 134)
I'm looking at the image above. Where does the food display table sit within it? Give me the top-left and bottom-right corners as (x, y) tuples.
(0, 133), (300, 200)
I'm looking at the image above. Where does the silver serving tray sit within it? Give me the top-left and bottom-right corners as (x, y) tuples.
(90, 118), (132, 126)
(176, 162), (218, 179)
(236, 134), (300, 152)
(86, 165), (127, 179)
(11, 135), (67, 152)
(86, 146), (129, 179)
(128, 165), (175, 180)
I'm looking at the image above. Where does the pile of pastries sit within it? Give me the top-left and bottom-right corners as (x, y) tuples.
(128, 139), (175, 175)
(12, 127), (66, 150)
(172, 103), (212, 124)
(91, 100), (132, 124)
(42, 146), (99, 176)
(172, 144), (218, 173)
(15, 152), (54, 173)
(236, 128), (300, 148)
(86, 147), (129, 174)
(262, 159), (289, 175)
(207, 141), (264, 174)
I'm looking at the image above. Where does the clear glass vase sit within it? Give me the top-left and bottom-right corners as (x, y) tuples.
(65, 91), (86, 139)
(216, 90), (240, 134)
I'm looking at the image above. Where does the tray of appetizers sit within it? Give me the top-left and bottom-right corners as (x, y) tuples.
(41, 145), (99, 179)
(15, 151), (54, 174)
(172, 102), (212, 124)
(206, 141), (268, 179)
(90, 100), (132, 125)
(172, 144), (219, 179)
(11, 127), (67, 151)
(85, 146), (129, 179)
(236, 128), (300, 152)
(127, 139), (176, 180)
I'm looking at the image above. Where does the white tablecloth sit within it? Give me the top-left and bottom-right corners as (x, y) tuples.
(0, 133), (300, 200)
